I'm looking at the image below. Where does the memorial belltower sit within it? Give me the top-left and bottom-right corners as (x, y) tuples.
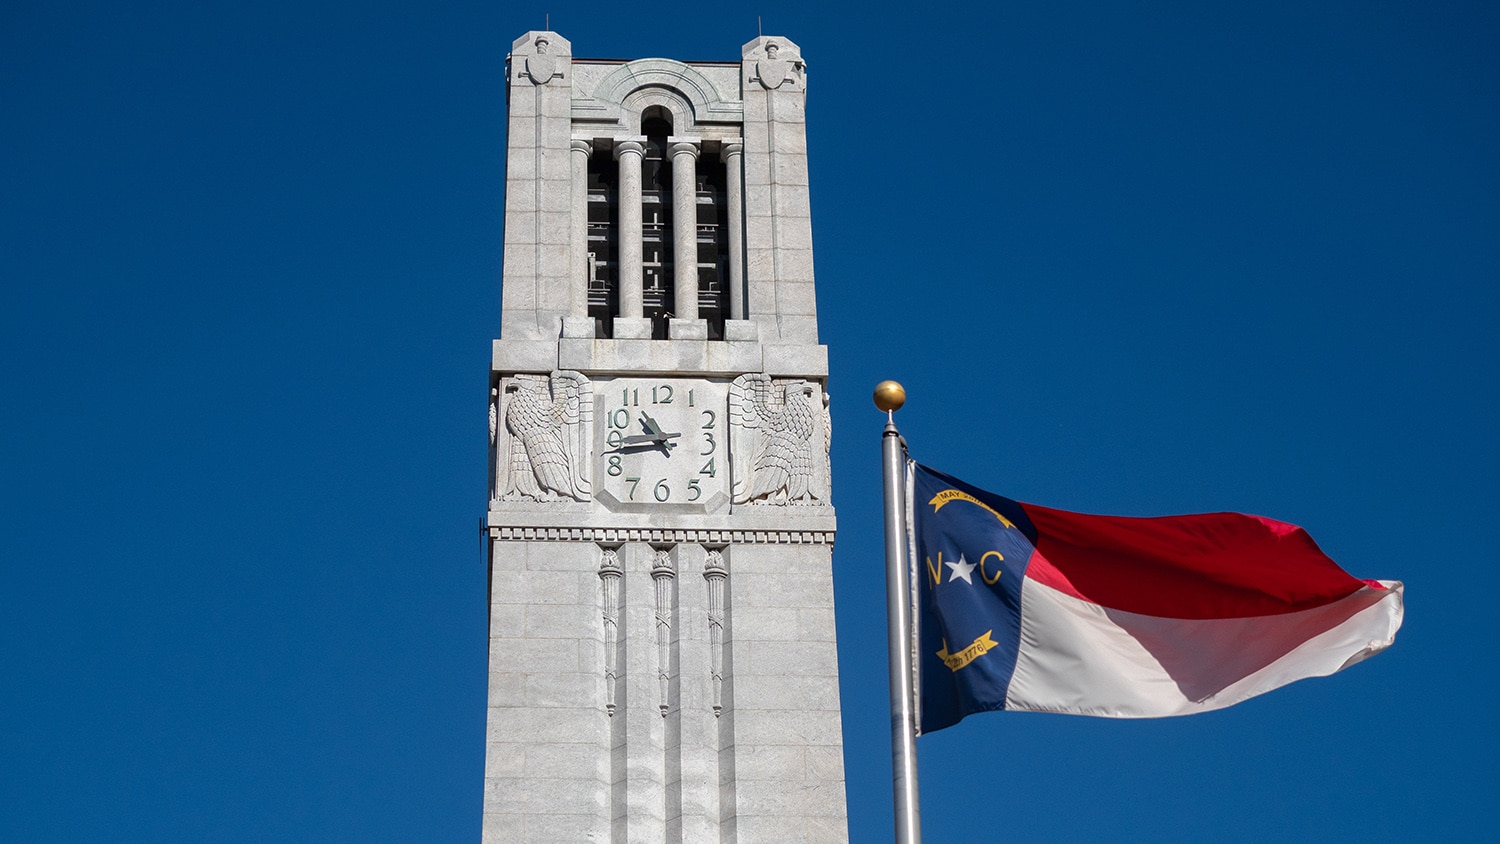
(484, 31), (848, 842)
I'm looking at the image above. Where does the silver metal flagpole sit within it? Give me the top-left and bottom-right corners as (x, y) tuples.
(875, 380), (921, 844)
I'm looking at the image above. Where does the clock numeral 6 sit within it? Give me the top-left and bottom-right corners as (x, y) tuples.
(654, 480), (671, 502)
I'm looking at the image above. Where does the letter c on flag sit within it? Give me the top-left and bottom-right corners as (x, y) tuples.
(980, 551), (1004, 585)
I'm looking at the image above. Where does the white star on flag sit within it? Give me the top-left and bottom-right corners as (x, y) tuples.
(945, 554), (977, 585)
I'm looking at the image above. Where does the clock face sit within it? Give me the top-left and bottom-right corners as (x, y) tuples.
(596, 378), (730, 512)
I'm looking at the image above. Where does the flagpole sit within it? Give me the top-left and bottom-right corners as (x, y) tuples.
(875, 380), (921, 844)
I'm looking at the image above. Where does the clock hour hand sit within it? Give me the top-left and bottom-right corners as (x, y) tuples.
(637, 412), (682, 453)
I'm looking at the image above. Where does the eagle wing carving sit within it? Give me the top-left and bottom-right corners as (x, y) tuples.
(497, 371), (592, 502)
(729, 373), (821, 505)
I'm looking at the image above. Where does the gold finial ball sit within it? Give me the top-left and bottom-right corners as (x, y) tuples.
(873, 380), (907, 413)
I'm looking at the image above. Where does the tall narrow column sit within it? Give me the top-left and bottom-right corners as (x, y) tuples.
(721, 140), (745, 320)
(668, 139), (701, 322)
(569, 138), (593, 322)
(614, 139), (646, 320)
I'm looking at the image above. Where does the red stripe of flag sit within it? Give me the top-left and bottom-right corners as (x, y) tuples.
(1019, 504), (1377, 620)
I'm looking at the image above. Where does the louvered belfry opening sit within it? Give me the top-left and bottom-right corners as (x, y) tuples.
(694, 140), (729, 340)
(640, 111), (674, 339)
(585, 106), (729, 341)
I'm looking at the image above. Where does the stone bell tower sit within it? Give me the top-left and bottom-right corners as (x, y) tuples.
(484, 31), (847, 842)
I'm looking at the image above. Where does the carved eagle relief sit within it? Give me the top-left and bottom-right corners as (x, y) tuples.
(494, 370), (592, 502)
(728, 373), (830, 506)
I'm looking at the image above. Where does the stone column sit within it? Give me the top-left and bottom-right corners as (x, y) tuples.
(668, 138), (701, 324)
(564, 138), (594, 337)
(612, 138), (651, 339)
(721, 140), (745, 321)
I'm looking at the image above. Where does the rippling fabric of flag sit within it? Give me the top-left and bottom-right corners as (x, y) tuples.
(909, 463), (1404, 732)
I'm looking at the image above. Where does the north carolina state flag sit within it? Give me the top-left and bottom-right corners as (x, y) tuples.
(909, 463), (1403, 732)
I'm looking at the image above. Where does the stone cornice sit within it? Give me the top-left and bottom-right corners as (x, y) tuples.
(488, 525), (836, 546)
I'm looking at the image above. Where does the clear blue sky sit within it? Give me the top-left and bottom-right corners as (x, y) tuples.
(3, 1), (1496, 840)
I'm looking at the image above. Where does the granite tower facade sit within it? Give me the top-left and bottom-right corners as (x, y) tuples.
(484, 31), (847, 842)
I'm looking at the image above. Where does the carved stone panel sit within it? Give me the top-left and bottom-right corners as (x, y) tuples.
(727, 373), (830, 506)
(704, 549), (727, 716)
(598, 546), (622, 717)
(651, 548), (675, 717)
(494, 370), (594, 502)
(509, 31), (569, 88)
(748, 40), (805, 90)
